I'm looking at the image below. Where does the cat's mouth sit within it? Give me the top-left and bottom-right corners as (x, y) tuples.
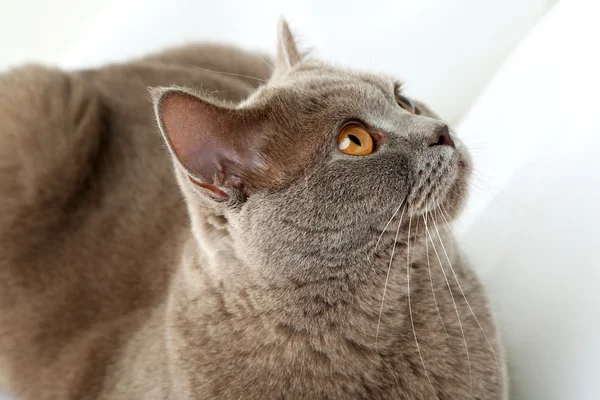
(405, 151), (468, 217)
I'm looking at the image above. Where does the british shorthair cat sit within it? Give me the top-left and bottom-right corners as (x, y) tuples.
(0, 20), (506, 399)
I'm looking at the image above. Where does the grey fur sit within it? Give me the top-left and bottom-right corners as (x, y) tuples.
(0, 20), (506, 399)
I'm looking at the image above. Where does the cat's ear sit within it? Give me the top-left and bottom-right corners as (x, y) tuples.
(151, 87), (271, 201)
(274, 18), (302, 75)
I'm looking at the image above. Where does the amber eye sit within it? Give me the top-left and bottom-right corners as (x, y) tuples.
(337, 124), (374, 156)
(395, 94), (416, 114)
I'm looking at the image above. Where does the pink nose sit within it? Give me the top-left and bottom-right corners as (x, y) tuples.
(430, 125), (455, 148)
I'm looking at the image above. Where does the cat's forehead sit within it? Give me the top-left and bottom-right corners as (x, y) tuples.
(245, 62), (397, 108)
(290, 63), (395, 94)
(284, 63), (396, 97)
(241, 63), (399, 118)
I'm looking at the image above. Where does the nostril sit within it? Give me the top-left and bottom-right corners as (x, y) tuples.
(430, 126), (455, 148)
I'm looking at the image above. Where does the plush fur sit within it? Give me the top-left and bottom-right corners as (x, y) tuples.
(0, 21), (506, 399)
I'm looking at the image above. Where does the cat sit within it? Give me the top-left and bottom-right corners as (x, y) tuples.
(0, 20), (507, 399)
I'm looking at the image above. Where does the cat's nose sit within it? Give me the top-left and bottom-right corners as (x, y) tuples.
(429, 125), (455, 148)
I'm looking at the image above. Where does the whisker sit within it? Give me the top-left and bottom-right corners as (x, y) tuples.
(375, 201), (405, 252)
(424, 213), (472, 397)
(186, 63), (269, 83)
(407, 215), (436, 396)
(423, 213), (450, 341)
(375, 203), (406, 350)
(434, 205), (501, 381)
(369, 199), (405, 272)
(412, 217), (420, 256)
(432, 207), (479, 397)
(257, 55), (274, 72)
(375, 203), (406, 391)
(205, 89), (252, 96)
(437, 203), (455, 236)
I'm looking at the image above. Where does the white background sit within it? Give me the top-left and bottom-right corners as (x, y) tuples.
(0, 0), (555, 125)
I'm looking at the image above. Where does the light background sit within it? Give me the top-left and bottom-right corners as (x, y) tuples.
(0, 0), (555, 125)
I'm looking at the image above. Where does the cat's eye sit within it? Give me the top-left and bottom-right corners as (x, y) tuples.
(337, 124), (374, 156)
(395, 94), (416, 114)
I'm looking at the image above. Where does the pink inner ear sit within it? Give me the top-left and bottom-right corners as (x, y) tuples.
(159, 91), (239, 188)
(158, 90), (281, 196)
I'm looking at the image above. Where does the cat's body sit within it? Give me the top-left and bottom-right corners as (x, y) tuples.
(0, 23), (506, 399)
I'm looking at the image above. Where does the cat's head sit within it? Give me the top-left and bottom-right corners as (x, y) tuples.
(152, 20), (471, 279)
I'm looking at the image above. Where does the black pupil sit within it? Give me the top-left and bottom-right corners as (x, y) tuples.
(397, 95), (413, 110)
(348, 134), (361, 146)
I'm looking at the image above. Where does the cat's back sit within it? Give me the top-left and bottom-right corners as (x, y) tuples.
(0, 44), (271, 399)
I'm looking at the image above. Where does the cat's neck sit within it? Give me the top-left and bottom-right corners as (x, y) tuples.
(158, 212), (462, 395)
(166, 216), (437, 345)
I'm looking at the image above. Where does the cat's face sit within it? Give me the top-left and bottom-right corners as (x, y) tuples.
(233, 63), (470, 278)
(153, 21), (471, 279)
